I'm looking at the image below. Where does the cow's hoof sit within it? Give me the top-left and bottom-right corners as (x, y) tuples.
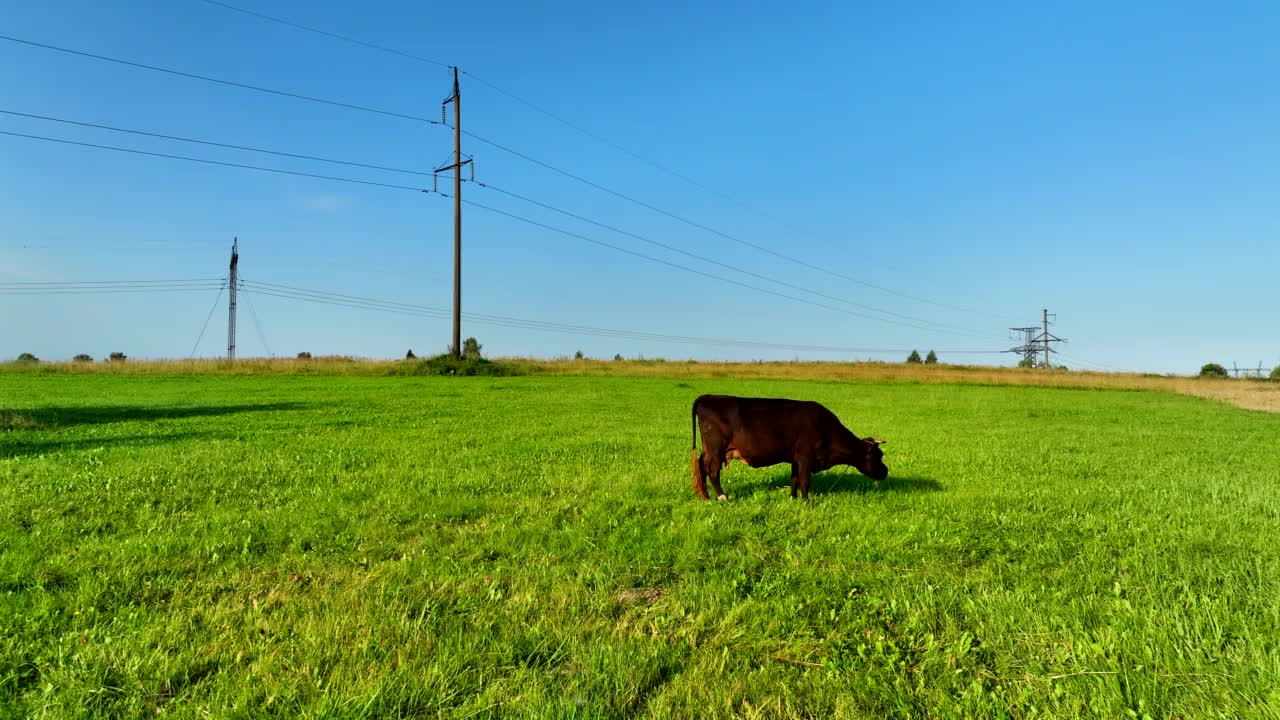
(717, 494), (727, 502)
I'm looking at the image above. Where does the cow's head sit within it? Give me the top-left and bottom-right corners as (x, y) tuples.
(856, 437), (889, 480)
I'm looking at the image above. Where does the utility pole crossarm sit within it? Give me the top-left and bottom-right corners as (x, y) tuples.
(433, 158), (472, 174)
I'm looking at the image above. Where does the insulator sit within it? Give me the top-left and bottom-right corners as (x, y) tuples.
(432, 174), (438, 193)
(441, 106), (447, 124)
(469, 162), (475, 181)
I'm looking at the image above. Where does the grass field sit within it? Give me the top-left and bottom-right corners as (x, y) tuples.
(9, 357), (1279, 413)
(3, 370), (1279, 718)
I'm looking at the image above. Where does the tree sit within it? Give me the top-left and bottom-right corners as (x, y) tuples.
(461, 337), (482, 361)
(924, 350), (938, 364)
(109, 352), (127, 362)
(614, 354), (623, 362)
(1270, 366), (1280, 382)
(1199, 363), (1228, 378)
(296, 351), (312, 360)
(405, 349), (416, 360)
(906, 350), (922, 364)
(574, 350), (584, 360)
(73, 354), (93, 363)
(15, 352), (38, 364)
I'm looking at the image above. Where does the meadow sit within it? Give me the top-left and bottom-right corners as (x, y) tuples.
(2, 365), (1279, 718)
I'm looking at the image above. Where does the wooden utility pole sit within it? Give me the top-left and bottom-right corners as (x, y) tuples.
(227, 237), (238, 361)
(436, 68), (471, 358)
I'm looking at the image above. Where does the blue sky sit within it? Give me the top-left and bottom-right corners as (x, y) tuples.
(2, 0), (1276, 374)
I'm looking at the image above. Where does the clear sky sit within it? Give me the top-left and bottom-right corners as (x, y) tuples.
(2, 0), (1276, 374)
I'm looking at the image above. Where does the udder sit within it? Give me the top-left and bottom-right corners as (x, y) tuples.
(724, 446), (750, 467)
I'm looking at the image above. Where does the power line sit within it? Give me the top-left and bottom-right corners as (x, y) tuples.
(474, 180), (996, 340)
(1057, 352), (1126, 374)
(0, 32), (1013, 326)
(459, 130), (1014, 323)
(189, 283), (227, 357)
(195, 0), (451, 69)
(0, 288), (222, 295)
(0, 283), (224, 295)
(0, 34), (445, 125)
(0, 130), (428, 192)
(461, 72), (743, 200)
(239, 283), (273, 357)
(5, 127), (996, 343)
(0, 278), (223, 286)
(4, 129), (985, 341)
(243, 284), (441, 319)
(11, 107), (985, 334)
(441, 191), (987, 338)
(190, 0), (817, 234)
(7, 238), (231, 251)
(0, 109), (434, 177)
(246, 280), (434, 313)
(242, 279), (1005, 356)
(193, 0), (665, 181)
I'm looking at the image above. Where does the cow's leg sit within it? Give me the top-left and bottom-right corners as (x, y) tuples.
(709, 463), (727, 501)
(696, 424), (728, 502)
(796, 458), (812, 500)
(789, 464), (800, 499)
(691, 449), (708, 500)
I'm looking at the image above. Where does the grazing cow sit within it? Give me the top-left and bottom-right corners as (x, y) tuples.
(690, 394), (888, 501)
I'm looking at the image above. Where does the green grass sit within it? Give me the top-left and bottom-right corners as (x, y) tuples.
(2, 373), (1279, 719)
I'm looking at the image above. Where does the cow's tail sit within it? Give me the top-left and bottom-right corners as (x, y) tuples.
(691, 396), (700, 450)
(690, 396), (705, 496)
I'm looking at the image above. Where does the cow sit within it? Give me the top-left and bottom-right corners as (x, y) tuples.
(690, 394), (888, 501)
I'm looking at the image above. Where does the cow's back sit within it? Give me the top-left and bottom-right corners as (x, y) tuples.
(695, 394), (832, 466)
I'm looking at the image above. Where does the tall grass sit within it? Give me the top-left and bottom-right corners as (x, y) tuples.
(5, 356), (1277, 412)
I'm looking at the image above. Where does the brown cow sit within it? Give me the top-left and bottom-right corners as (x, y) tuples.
(690, 394), (888, 501)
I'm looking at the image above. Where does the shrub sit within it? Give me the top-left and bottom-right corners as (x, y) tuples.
(73, 354), (93, 363)
(614, 354), (623, 362)
(15, 352), (38, 364)
(390, 354), (520, 377)
(924, 350), (938, 364)
(296, 351), (312, 360)
(1018, 358), (1035, 369)
(462, 337), (482, 361)
(1199, 363), (1228, 379)
(574, 350), (584, 360)
(906, 350), (922, 364)
(108, 352), (127, 362)
(1271, 366), (1280, 382)
(405, 349), (416, 360)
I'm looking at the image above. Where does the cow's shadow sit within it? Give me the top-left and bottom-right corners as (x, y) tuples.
(0, 402), (309, 431)
(0, 431), (220, 460)
(734, 467), (943, 496)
